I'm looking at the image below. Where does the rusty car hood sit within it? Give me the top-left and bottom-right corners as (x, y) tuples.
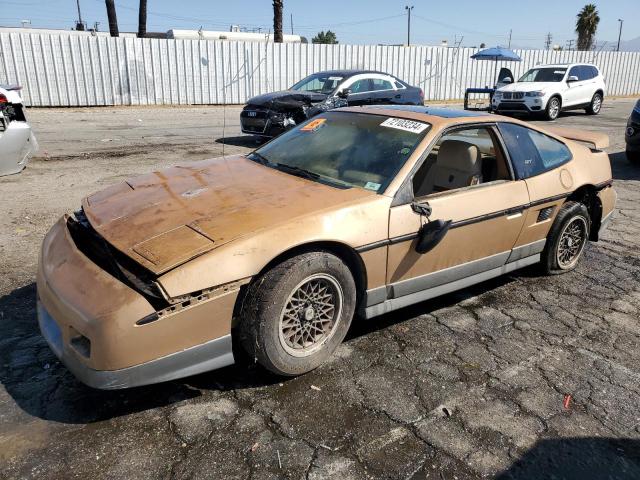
(81, 155), (375, 274)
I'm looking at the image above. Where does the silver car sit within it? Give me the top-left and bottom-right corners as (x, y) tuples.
(0, 85), (38, 177)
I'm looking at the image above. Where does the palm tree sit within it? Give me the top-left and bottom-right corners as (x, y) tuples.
(138, 0), (147, 38)
(576, 4), (599, 51)
(273, 0), (283, 43)
(105, 0), (119, 37)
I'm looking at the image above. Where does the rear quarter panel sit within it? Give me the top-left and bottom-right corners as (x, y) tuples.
(516, 141), (612, 246)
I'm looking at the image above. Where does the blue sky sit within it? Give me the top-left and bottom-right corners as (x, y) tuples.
(1, 0), (637, 49)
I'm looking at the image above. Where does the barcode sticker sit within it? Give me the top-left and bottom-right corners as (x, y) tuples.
(380, 118), (428, 134)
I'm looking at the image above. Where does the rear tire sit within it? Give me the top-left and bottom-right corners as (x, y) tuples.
(238, 251), (356, 376)
(545, 96), (561, 121)
(541, 201), (590, 275)
(586, 92), (603, 115)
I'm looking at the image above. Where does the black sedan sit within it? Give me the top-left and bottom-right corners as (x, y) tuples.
(240, 70), (424, 137)
(626, 99), (640, 165)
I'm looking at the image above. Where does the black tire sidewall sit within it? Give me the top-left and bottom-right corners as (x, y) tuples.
(241, 252), (356, 376)
(546, 97), (560, 121)
(542, 202), (590, 274)
(587, 93), (602, 115)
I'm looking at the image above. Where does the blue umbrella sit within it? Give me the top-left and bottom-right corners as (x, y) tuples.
(471, 47), (522, 86)
(471, 46), (522, 62)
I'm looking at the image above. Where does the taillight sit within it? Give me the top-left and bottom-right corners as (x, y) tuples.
(419, 89), (424, 101)
(0, 94), (7, 104)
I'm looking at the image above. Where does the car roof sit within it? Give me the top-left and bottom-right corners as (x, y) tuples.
(335, 105), (493, 126)
(367, 105), (492, 118)
(530, 63), (596, 68)
(315, 69), (398, 78)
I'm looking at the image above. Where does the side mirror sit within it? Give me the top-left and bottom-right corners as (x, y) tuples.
(567, 75), (579, 83)
(410, 201), (452, 254)
(337, 88), (351, 99)
(415, 219), (452, 254)
(502, 77), (512, 84)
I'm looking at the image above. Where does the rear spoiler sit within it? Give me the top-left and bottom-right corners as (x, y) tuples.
(542, 126), (609, 150)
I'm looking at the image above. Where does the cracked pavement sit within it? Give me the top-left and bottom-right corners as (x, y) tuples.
(1, 100), (640, 479)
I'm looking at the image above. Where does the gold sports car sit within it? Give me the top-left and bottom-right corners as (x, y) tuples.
(37, 106), (616, 389)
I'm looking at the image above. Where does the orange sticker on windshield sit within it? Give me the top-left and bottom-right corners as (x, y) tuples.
(301, 118), (326, 131)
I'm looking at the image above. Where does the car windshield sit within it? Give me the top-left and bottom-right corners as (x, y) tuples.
(518, 68), (567, 82)
(290, 73), (344, 94)
(248, 111), (430, 192)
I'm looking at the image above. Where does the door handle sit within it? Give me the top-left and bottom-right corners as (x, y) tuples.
(505, 207), (524, 219)
(394, 94), (402, 98)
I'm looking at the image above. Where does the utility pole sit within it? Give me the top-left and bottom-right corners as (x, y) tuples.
(617, 19), (623, 51)
(75, 0), (85, 31)
(290, 13), (294, 35)
(508, 29), (512, 48)
(405, 5), (414, 46)
(544, 32), (552, 50)
(566, 39), (574, 51)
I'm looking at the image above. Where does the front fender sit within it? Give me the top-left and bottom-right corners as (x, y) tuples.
(157, 195), (391, 297)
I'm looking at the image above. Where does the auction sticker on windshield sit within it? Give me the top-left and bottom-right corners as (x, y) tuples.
(380, 117), (429, 134)
(301, 118), (327, 132)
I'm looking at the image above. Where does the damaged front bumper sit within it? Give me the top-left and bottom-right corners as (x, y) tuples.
(0, 113), (38, 177)
(37, 216), (239, 389)
(240, 95), (347, 137)
(240, 107), (291, 137)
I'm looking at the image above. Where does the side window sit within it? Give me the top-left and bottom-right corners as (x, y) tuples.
(371, 78), (394, 91)
(580, 65), (593, 80)
(569, 66), (581, 80)
(349, 78), (372, 94)
(590, 66), (599, 78)
(394, 80), (405, 89)
(412, 127), (511, 198)
(498, 123), (571, 179)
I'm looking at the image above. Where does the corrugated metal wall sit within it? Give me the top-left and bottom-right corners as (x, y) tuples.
(1, 32), (639, 107)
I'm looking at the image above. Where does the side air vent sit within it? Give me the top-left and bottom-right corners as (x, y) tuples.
(537, 206), (555, 223)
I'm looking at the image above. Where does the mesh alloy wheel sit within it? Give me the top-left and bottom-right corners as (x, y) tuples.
(278, 274), (344, 358)
(556, 216), (588, 269)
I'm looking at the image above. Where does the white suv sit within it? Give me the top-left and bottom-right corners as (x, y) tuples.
(492, 63), (606, 121)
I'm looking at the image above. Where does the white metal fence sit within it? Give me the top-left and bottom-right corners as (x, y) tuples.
(1, 32), (640, 107)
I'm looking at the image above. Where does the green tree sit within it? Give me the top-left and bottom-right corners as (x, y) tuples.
(312, 30), (338, 44)
(576, 4), (599, 51)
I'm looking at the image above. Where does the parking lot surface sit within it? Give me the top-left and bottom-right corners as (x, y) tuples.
(1, 99), (639, 479)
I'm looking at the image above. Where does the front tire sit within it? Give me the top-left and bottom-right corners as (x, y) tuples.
(586, 92), (603, 115)
(541, 201), (590, 275)
(238, 252), (356, 376)
(545, 96), (561, 121)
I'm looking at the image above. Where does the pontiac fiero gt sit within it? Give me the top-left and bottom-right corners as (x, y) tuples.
(37, 106), (616, 389)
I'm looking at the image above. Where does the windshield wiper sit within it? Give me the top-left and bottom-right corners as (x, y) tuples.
(274, 163), (321, 181)
(248, 152), (272, 166)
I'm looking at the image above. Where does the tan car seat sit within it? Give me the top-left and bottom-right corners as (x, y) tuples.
(418, 140), (482, 195)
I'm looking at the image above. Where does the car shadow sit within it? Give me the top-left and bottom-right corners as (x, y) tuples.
(610, 151), (640, 181)
(494, 437), (640, 480)
(214, 135), (266, 148)
(0, 264), (535, 424)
